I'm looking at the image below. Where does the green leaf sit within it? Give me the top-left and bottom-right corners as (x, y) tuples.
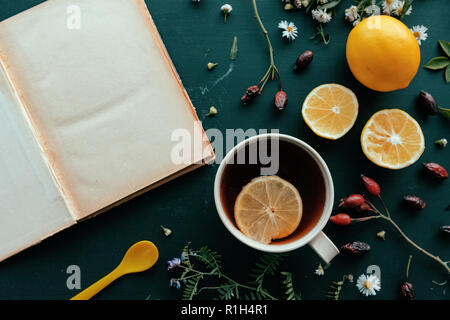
(305, 0), (317, 13)
(446, 65), (450, 83)
(230, 36), (238, 60)
(438, 106), (450, 119)
(399, 0), (413, 20)
(317, 0), (341, 10)
(439, 40), (450, 57)
(424, 56), (450, 70)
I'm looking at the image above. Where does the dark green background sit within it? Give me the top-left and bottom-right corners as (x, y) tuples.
(0, 0), (448, 300)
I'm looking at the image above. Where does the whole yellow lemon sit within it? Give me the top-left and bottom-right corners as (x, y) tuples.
(346, 15), (420, 92)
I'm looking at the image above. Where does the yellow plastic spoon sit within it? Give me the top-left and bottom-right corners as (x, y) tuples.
(71, 240), (159, 300)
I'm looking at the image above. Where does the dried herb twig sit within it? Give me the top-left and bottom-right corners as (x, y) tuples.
(252, 0), (282, 92)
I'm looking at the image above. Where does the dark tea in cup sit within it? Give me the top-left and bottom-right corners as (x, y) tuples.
(214, 133), (339, 262)
(219, 136), (326, 244)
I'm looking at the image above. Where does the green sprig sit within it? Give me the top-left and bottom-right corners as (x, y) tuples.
(170, 243), (297, 300)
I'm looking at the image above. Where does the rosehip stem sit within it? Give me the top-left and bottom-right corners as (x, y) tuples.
(352, 216), (381, 223)
(361, 198), (449, 273)
(378, 215), (450, 274)
(364, 200), (387, 218)
(378, 195), (391, 218)
(252, 0), (282, 92)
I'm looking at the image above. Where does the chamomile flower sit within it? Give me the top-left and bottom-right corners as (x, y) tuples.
(345, 5), (360, 23)
(410, 25), (428, 46)
(221, 4), (232, 23)
(381, 0), (399, 15)
(435, 138), (447, 148)
(278, 20), (298, 41)
(161, 225), (172, 237)
(356, 274), (381, 297)
(392, 1), (412, 16)
(314, 264), (325, 276)
(311, 9), (332, 24)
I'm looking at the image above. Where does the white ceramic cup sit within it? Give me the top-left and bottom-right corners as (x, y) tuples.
(214, 133), (339, 263)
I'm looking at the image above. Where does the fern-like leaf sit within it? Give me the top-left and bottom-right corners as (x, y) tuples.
(250, 253), (288, 286)
(281, 271), (301, 300)
(193, 246), (222, 270)
(182, 276), (201, 300)
(181, 242), (192, 267)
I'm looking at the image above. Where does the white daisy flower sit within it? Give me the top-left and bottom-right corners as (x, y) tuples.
(278, 20), (298, 41)
(392, 1), (412, 16)
(410, 25), (428, 46)
(311, 9), (332, 24)
(381, 0), (400, 15)
(356, 274), (381, 297)
(345, 6), (360, 23)
(221, 4), (232, 23)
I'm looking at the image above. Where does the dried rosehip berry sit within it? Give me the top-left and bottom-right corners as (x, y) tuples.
(440, 225), (450, 236)
(418, 90), (438, 115)
(241, 85), (260, 105)
(356, 202), (371, 213)
(274, 90), (288, 110)
(422, 162), (448, 179)
(400, 281), (414, 300)
(361, 175), (381, 196)
(330, 213), (352, 226)
(403, 195), (426, 210)
(293, 50), (313, 72)
(341, 241), (371, 254)
(339, 194), (365, 208)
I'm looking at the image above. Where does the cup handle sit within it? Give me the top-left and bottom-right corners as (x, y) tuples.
(308, 231), (339, 264)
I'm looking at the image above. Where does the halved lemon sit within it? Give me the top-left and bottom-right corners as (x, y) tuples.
(302, 84), (359, 140)
(361, 109), (425, 169)
(234, 176), (302, 244)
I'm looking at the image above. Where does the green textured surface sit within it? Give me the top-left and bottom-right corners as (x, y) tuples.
(0, 0), (448, 300)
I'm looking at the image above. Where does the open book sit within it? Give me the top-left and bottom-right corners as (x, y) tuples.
(0, 0), (214, 262)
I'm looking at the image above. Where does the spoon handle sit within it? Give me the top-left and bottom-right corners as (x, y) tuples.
(70, 267), (123, 300)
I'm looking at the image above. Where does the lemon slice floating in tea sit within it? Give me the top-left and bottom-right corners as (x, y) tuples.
(302, 84), (358, 140)
(234, 176), (303, 244)
(361, 109), (425, 169)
